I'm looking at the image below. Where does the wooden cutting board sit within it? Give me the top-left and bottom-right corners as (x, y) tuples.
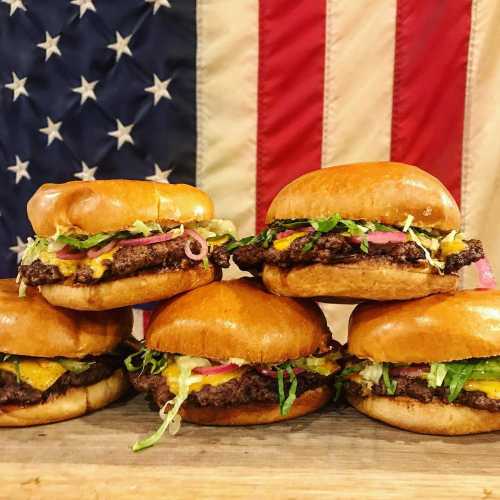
(2, 395), (499, 499)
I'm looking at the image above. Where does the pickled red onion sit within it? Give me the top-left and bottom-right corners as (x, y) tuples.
(259, 368), (305, 378)
(184, 229), (208, 261)
(192, 363), (238, 375)
(86, 241), (116, 259)
(389, 365), (429, 378)
(119, 233), (174, 247)
(276, 228), (313, 240)
(475, 258), (497, 289)
(351, 231), (407, 245)
(56, 246), (86, 260)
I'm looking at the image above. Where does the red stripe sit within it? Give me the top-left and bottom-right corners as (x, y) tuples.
(256, 0), (326, 230)
(143, 310), (152, 333)
(391, 0), (472, 205)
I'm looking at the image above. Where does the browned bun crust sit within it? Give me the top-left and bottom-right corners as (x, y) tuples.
(180, 386), (332, 425)
(349, 289), (500, 363)
(28, 180), (214, 237)
(266, 162), (460, 231)
(146, 278), (332, 363)
(0, 279), (131, 357)
(347, 393), (500, 435)
(262, 261), (458, 302)
(0, 369), (128, 427)
(40, 267), (217, 311)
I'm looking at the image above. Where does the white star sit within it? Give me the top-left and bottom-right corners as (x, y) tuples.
(2, 0), (26, 16)
(37, 32), (62, 61)
(5, 72), (28, 102)
(74, 161), (98, 181)
(145, 74), (172, 106)
(107, 31), (132, 62)
(70, 0), (96, 18)
(108, 119), (134, 150)
(146, 164), (172, 183)
(7, 155), (30, 184)
(145, 0), (171, 14)
(72, 76), (98, 105)
(9, 236), (28, 264)
(39, 117), (63, 146)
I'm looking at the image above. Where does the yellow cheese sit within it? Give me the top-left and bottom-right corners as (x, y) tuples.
(273, 232), (307, 251)
(440, 239), (468, 258)
(463, 380), (500, 400)
(0, 359), (67, 391)
(85, 248), (118, 279)
(164, 363), (246, 395)
(40, 251), (79, 277)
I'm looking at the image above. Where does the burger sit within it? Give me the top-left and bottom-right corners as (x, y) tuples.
(18, 180), (235, 310)
(341, 289), (500, 435)
(0, 279), (131, 426)
(125, 278), (340, 451)
(229, 162), (488, 301)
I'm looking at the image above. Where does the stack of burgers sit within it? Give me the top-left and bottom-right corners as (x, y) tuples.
(5, 161), (498, 450)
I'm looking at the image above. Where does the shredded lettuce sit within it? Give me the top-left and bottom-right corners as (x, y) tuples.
(56, 358), (95, 374)
(427, 363), (448, 388)
(359, 362), (383, 384)
(20, 237), (48, 265)
(128, 220), (163, 237)
(382, 364), (397, 395)
(124, 348), (167, 375)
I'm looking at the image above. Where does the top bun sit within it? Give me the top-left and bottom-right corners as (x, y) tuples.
(266, 162), (460, 232)
(348, 289), (500, 363)
(28, 180), (214, 237)
(0, 279), (132, 357)
(146, 278), (332, 363)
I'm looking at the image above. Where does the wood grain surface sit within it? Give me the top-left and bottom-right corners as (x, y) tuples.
(2, 394), (500, 499)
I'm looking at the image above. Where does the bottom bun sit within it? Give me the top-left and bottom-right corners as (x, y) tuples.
(0, 369), (128, 427)
(263, 261), (458, 301)
(180, 386), (332, 425)
(40, 266), (217, 311)
(347, 394), (500, 435)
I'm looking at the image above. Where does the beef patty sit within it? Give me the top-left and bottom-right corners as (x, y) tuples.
(129, 368), (331, 409)
(0, 356), (122, 406)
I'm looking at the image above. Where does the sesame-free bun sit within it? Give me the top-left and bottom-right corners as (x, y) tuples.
(266, 162), (460, 232)
(347, 394), (500, 435)
(28, 180), (214, 237)
(0, 279), (131, 357)
(181, 386), (332, 425)
(0, 369), (128, 427)
(146, 278), (332, 362)
(40, 267), (217, 311)
(262, 261), (458, 302)
(348, 289), (500, 363)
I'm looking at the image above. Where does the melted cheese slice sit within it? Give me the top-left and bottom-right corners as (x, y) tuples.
(0, 359), (67, 391)
(40, 251), (79, 277)
(440, 239), (468, 258)
(463, 380), (500, 400)
(163, 363), (246, 395)
(273, 232), (307, 251)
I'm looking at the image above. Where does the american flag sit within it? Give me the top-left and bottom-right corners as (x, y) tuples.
(1, 1), (499, 336)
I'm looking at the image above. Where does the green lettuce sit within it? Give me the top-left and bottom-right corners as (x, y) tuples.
(124, 348), (167, 375)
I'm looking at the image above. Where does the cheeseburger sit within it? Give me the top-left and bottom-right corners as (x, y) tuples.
(0, 279), (131, 426)
(19, 180), (235, 310)
(230, 162), (488, 301)
(342, 290), (500, 435)
(126, 278), (340, 451)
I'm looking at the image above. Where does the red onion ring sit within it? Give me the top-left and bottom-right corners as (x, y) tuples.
(55, 246), (86, 260)
(86, 240), (116, 259)
(184, 229), (208, 261)
(119, 232), (174, 247)
(192, 363), (239, 375)
(259, 367), (305, 378)
(389, 365), (429, 378)
(351, 231), (407, 245)
(475, 257), (497, 289)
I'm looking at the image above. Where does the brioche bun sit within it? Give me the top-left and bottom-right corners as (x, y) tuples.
(347, 393), (500, 435)
(348, 289), (500, 363)
(181, 386), (332, 425)
(0, 369), (128, 427)
(40, 266), (217, 311)
(262, 261), (458, 302)
(0, 279), (131, 357)
(146, 278), (332, 362)
(266, 162), (460, 232)
(28, 180), (214, 237)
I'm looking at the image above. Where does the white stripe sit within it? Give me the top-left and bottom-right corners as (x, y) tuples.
(322, 0), (396, 167)
(196, 0), (259, 238)
(461, 0), (500, 287)
(132, 309), (144, 341)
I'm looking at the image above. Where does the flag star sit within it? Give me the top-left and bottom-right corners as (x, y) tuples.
(5, 72), (28, 102)
(39, 117), (63, 146)
(37, 32), (62, 61)
(72, 76), (98, 105)
(145, 0), (171, 14)
(146, 164), (172, 183)
(74, 161), (98, 181)
(145, 74), (172, 106)
(7, 155), (30, 184)
(2, 0), (26, 16)
(70, 0), (96, 18)
(108, 119), (134, 150)
(9, 236), (28, 264)
(107, 31), (133, 62)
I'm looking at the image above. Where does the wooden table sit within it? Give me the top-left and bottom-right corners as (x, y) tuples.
(2, 394), (499, 499)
